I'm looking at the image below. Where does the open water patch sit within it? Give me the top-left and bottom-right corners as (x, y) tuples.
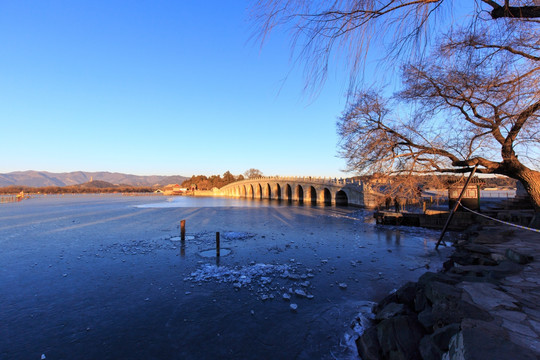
(198, 248), (232, 257)
(169, 235), (195, 241)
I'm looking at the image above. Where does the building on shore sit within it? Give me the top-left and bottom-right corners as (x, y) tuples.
(162, 184), (186, 195)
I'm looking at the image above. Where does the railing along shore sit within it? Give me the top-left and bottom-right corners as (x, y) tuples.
(0, 195), (20, 203)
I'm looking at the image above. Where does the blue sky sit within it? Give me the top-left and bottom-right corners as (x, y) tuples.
(0, 1), (358, 178)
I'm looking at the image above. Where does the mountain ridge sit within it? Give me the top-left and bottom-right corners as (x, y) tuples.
(0, 171), (188, 187)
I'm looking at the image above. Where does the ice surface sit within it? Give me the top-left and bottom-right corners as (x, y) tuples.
(1, 195), (453, 360)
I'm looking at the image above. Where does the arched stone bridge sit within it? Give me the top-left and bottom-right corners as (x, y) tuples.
(218, 176), (378, 207)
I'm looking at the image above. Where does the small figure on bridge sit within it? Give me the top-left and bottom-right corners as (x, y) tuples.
(394, 197), (400, 213)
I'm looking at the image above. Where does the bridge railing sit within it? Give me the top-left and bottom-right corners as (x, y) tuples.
(220, 176), (364, 189)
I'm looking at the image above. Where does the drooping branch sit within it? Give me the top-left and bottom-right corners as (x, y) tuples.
(490, 5), (540, 19)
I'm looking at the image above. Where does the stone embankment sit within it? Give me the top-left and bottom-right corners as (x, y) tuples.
(356, 225), (540, 360)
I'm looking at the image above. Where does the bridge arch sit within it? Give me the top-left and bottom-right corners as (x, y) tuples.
(321, 188), (332, 205)
(284, 184), (292, 202)
(240, 185), (247, 197)
(256, 184), (262, 199)
(295, 185), (304, 203)
(247, 184), (254, 199)
(308, 186), (317, 204)
(264, 183), (272, 199)
(335, 190), (348, 206)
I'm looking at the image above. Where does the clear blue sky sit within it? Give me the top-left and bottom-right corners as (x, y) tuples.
(0, 1), (357, 178)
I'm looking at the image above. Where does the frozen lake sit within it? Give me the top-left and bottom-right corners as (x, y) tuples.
(0, 195), (452, 359)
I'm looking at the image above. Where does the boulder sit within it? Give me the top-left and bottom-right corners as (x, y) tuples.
(419, 335), (443, 360)
(431, 296), (493, 327)
(356, 326), (382, 360)
(375, 292), (399, 314)
(460, 282), (519, 311)
(395, 282), (418, 309)
(424, 281), (462, 305)
(377, 315), (426, 360)
(449, 261), (522, 280)
(471, 229), (513, 244)
(505, 248), (534, 265)
(431, 323), (460, 352)
(415, 287), (428, 313)
(417, 305), (435, 331)
(376, 302), (408, 321)
(461, 243), (492, 255)
(418, 272), (461, 287)
(442, 319), (536, 360)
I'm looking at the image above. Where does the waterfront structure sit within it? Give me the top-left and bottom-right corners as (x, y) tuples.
(218, 176), (378, 207)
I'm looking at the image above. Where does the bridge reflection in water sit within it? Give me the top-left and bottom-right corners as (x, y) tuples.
(218, 176), (378, 208)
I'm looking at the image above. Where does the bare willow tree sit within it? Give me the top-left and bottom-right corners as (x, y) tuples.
(253, 0), (539, 90)
(253, 0), (540, 215)
(339, 20), (540, 212)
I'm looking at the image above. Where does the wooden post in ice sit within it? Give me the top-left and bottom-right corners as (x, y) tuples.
(216, 232), (220, 257)
(180, 220), (186, 241)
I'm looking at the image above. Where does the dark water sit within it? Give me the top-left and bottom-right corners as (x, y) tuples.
(0, 195), (451, 359)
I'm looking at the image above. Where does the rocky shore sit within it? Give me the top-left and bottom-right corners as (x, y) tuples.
(356, 225), (540, 360)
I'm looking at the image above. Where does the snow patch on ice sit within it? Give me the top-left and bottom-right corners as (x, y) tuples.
(221, 232), (256, 240)
(340, 301), (377, 359)
(184, 263), (289, 286)
(184, 262), (317, 301)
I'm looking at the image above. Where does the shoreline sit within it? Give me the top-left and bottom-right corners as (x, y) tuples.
(356, 224), (540, 359)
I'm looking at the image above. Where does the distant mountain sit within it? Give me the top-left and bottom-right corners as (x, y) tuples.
(74, 180), (118, 189)
(0, 171), (188, 187)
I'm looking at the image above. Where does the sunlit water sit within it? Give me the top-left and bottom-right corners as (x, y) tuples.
(0, 195), (452, 359)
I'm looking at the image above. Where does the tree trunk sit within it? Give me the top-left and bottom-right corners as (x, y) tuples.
(515, 168), (540, 210)
(513, 166), (540, 229)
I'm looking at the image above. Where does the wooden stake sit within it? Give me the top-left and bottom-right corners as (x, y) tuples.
(216, 232), (220, 257)
(180, 220), (186, 241)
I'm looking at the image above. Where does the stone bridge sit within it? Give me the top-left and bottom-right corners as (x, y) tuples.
(218, 176), (379, 207)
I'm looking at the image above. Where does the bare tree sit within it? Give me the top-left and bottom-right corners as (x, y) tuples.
(338, 19), (540, 210)
(244, 168), (264, 178)
(254, 1), (540, 215)
(253, 0), (540, 91)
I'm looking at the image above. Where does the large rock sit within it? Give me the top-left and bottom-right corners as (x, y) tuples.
(376, 302), (408, 321)
(395, 282), (418, 309)
(471, 229), (513, 244)
(377, 315), (426, 360)
(460, 282), (519, 311)
(422, 281), (492, 327)
(449, 261), (522, 280)
(418, 272), (461, 287)
(418, 305), (435, 331)
(356, 326), (382, 360)
(460, 243), (492, 255)
(442, 319), (536, 360)
(431, 296), (493, 327)
(431, 323), (461, 352)
(424, 281), (462, 305)
(419, 335), (443, 360)
(505, 248), (534, 264)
